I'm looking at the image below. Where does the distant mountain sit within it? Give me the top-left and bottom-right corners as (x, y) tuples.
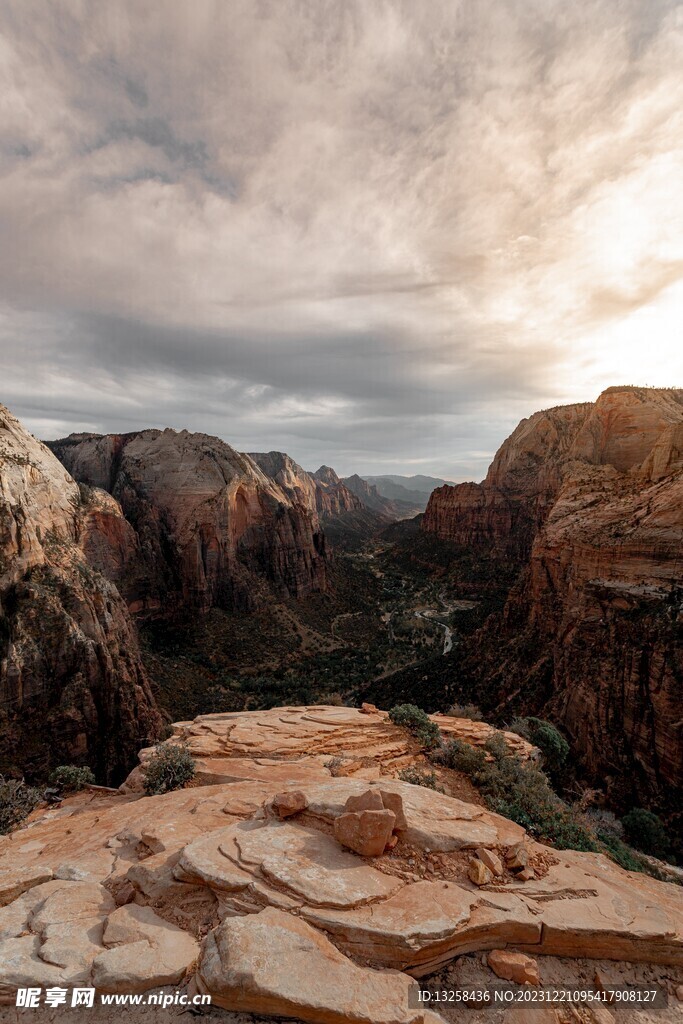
(362, 474), (453, 511)
(341, 474), (422, 519)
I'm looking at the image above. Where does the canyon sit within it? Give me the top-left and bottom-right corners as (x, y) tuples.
(423, 387), (683, 806)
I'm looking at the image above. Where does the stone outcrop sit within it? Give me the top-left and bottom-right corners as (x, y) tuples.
(48, 429), (328, 614)
(424, 387), (683, 803)
(0, 405), (163, 782)
(0, 705), (681, 1019)
(249, 453), (364, 519)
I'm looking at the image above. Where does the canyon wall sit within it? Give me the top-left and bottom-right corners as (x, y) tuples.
(424, 387), (683, 804)
(0, 406), (162, 782)
(49, 429), (328, 616)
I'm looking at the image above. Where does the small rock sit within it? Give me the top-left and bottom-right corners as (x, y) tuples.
(675, 985), (683, 1002)
(345, 791), (384, 813)
(385, 834), (399, 851)
(468, 857), (493, 886)
(333, 809), (396, 856)
(516, 867), (535, 881)
(360, 703), (378, 714)
(488, 949), (540, 986)
(505, 842), (529, 870)
(377, 790), (407, 830)
(271, 791), (308, 819)
(475, 847), (504, 876)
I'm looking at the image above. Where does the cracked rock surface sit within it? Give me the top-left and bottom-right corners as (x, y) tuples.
(0, 706), (681, 1023)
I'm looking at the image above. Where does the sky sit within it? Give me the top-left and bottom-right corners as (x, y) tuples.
(1, 0), (682, 480)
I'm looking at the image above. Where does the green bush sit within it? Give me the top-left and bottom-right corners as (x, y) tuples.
(433, 734), (595, 852)
(49, 765), (96, 792)
(622, 808), (669, 858)
(0, 775), (41, 834)
(398, 766), (442, 791)
(143, 743), (196, 796)
(433, 738), (487, 775)
(510, 717), (569, 778)
(388, 703), (441, 749)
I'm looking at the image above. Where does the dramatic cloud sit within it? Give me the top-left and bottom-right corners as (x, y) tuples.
(1, 0), (682, 477)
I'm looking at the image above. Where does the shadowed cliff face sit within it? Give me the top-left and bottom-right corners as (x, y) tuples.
(0, 406), (163, 783)
(424, 387), (683, 805)
(49, 429), (328, 616)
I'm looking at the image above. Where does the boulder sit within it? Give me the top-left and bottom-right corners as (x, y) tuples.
(271, 791), (308, 818)
(334, 809), (396, 857)
(488, 948), (540, 985)
(468, 858), (493, 886)
(475, 847), (503, 876)
(505, 843), (529, 871)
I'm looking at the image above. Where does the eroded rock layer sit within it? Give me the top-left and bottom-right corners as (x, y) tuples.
(423, 387), (683, 802)
(0, 706), (680, 1022)
(0, 406), (162, 781)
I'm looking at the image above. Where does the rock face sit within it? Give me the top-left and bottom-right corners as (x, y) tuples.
(49, 429), (328, 614)
(248, 453), (364, 520)
(0, 705), (681, 1020)
(424, 387), (683, 803)
(0, 406), (163, 782)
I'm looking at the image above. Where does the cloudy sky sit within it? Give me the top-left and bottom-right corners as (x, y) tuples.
(1, 0), (682, 479)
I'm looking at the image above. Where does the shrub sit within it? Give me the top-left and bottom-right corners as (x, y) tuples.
(398, 766), (442, 791)
(434, 734), (595, 852)
(143, 743), (196, 796)
(445, 703), (483, 721)
(433, 738), (487, 775)
(622, 808), (669, 858)
(49, 765), (96, 792)
(483, 733), (510, 761)
(388, 703), (440, 749)
(509, 717), (569, 778)
(0, 775), (41, 834)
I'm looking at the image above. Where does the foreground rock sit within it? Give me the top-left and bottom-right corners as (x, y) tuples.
(197, 906), (442, 1024)
(0, 706), (680, 1020)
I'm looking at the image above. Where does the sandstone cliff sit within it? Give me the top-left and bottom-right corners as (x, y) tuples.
(49, 430), (328, 615)
(0, 406), (162, 782)
(424, 387), (683, 805)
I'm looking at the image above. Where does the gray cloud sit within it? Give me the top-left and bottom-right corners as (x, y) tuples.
(0, 0), (682, 478)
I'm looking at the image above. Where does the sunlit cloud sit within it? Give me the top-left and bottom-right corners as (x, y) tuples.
(0, 0), (681, 478)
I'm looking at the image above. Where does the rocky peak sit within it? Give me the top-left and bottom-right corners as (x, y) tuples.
(49, 428), (328, 614)
(313, 464), (341, 485)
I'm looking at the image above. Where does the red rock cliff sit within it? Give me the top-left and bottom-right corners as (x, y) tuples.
(49, 429), (328, 615)
(428, 387), (683, 804)
(0, 406), (163, 782)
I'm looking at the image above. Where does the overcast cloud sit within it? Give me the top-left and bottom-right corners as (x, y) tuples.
(1, 0), (682, 478)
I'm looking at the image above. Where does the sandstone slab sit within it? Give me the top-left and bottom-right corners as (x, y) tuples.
(91, 904), (199, 994)
(197, 906), (444, 1024)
